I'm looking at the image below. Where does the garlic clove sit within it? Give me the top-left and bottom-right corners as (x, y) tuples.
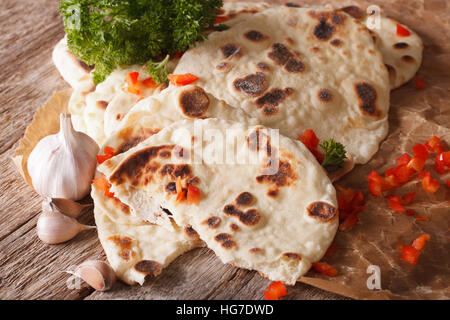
(36, 210), (95, 244)
(70, 260), (116, 291)
(27, 113), (99, 201)
(48, 198), (93, 219)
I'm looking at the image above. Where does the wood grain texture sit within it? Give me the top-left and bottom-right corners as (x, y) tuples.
(0, 0), (348, 300)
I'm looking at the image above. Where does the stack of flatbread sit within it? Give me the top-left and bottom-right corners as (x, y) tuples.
(53, 3), (423, 285)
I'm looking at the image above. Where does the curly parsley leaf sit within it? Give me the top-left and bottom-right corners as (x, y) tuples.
(146, 55), (170, 84)
(60, 0), (223, 84)
(319, 139), (347, 168)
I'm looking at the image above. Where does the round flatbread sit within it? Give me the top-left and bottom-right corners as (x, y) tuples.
(174, 6), (390, 164)
(92, 183), (202, 285)
(98, 118), (338, 284)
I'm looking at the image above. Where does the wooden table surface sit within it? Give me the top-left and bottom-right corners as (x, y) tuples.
(0, 0), (348, 300)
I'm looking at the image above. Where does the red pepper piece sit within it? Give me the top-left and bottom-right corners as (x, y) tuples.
(397, 24), (411, 37)
(312, 262), (338, 277)
(414, 77), (425, 90)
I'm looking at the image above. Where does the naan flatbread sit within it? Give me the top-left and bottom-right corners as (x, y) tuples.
(174, 6), (391, 164)
(92, 183), (202, 285)
(98, 119), (338, 284)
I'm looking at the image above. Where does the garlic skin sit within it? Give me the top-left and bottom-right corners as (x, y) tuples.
(71, 260), (116, 291)
(36, 210), (95, 244)
(27, 113), (99, 201)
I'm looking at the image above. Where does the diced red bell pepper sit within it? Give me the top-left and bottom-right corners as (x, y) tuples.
(298, 129), (320, 151)
(412, 234), (430, 250)
(176, 177), (186, 202)
(312, 262), (338, 277)
(368, 180), (383, 196)
(268, 281), (287, 297)
(141, 78), (158, 88)
(421, 173), (440, 194)
(92, 176), (115, 198)
(402, 192), (416, 205)
(168, 73), (199, 86)
(125, 72), (139, 86)
(187, 185), (200, 204)
(446, 180), (450, 188)
(397, 24), (411, 37)
(388, 199), (404, 213)
(415, 77), (425, 90)
(435, 151), (450, 174)
(407, 156), (425, 173)
(425, 136), (444, 154)
(214, 15), (230, 24)
(405, 209), (415, 216)
(396, 153), (411, 166)
(412, 144), (429, 160)
(416, 216), (430, 222)
(264, 281), (287, 300)
(96, 146), (116, 164)
(401, 246), (420, 265)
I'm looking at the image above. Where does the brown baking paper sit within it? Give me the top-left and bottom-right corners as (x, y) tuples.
(14, 0), (449, 300)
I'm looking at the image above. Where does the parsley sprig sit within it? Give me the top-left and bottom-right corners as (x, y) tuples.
(60, 0), (223, 84)
(319, 139), (347, 168)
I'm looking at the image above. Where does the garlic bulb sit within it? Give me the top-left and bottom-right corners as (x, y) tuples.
(69, 260), (116, 291)
(36, 210), (95, 244)
(27, 113), (99, 201)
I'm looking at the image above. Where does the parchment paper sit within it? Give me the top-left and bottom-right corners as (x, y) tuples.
(13, 0), (449, 300)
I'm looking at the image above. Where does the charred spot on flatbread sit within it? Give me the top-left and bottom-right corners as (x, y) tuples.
(111, 197), (131, 215)
(203, 216), (221, 228)
(256, 161), (296, 187)
(110, 145), (174, 185)
(244, 30), (267, 42)
(165, 181), (177, 194)
(394, 42), (409, 49)
(173, 165), (191, 178)
(159, 150), (171, 158)
(240, 209), (261, 226)
(331, 13), (346, 25)
(184, 226), (199, 238)
(173, 146), (190, 160)
(224, 204), (243, 216)
(313, 18), (334, 40)
(236, 192), (254, 206)
(67, 50), (94, 73)
(284, 58), (305, 73)
(116, 127), (161, 155)
(255, 88), (294, 115)
(307, 201), (337, 222)
(221, 44), (242, 59)
(340, 5), (363, 19)
(330, 39), (342, 47)
(385, 64), (397, 83)
(285, 2), (300, 7)
(133, 260), (162, 276)
(96, 100), (108, 110)
(214, 233), (236, 249)
(249, 247), (264, 254)
(108, 235), (135, 261)
(160, 164), (174, 177)
(233, 73), (267, 96)
(187, 177), (200, 186)
(401, 55), (415, 63)
(355, 82), (378, 116)
(318, 88), (333, 102)
(256, 62), (270, 71)
(267, 189), (278, 198)
(282, 252), (302, 260)
(246, 128), (267, 152)
(230, 223), (240, 232)
(179, 86), (209, 118)
(268, 43), (292, 66)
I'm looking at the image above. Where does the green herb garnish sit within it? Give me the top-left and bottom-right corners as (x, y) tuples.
(319, 139), (347, 168)
(60, 0), (223, 84)
(146, 55), (170, 84)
